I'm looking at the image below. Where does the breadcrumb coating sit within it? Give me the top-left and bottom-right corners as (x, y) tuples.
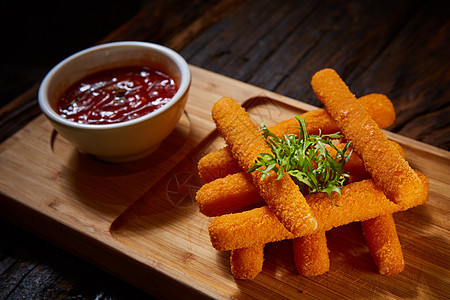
(200, 90), (417, 278)
(311, 68), (426, 207)
(198, 141), (405, 276)
(358, 93), (395, 129)
(362, 214), (405, 275)
(230, 244), (265, 279)
(197, 141), (401, 217)
(196, 172), (261, 217)
(198, 146), (240, 183)
(211, 97), (317, 235)
(198, 93), (395, 182)
(208, 171), (428, 251)
(293, 231), (330, 276)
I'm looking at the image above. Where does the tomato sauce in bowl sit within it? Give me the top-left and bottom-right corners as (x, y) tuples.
(57, 66), (178, 125)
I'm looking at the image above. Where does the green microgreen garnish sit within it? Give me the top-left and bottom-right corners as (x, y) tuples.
(248, 116), (352, 205)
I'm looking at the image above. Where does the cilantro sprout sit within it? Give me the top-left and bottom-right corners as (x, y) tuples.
(248, 116), (352, 205)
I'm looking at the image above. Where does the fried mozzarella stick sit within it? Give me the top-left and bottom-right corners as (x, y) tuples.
(196, 172), (261, 217)
(198, 93), (395, 182)
(270, 93), (395, 137)
(293, 231), (329, 276)
(211, 97), (317, 235)
(198, 146), (241, 182)
(348, 147), (405, 275)
(208, 171), (428, 251)
(361, 214), (405, 275)
(289, 214), (404, 277)
(197, 141), (403, 217)
(200, 144), (405, 277)
(311, 69), (426, 207)
(230, 244), (265, 279)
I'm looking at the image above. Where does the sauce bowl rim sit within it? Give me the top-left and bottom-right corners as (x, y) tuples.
(38, 41), (191, 130)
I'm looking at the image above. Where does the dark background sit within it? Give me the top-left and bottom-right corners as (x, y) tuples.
(1, 1), (144, 107)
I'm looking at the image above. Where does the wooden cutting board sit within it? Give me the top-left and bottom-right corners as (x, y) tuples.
(0, 65), (448, 299)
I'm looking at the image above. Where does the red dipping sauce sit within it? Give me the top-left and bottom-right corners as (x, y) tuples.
(57, 66), (178, 125)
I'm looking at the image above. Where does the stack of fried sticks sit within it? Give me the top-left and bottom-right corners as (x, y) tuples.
(195, 69), (429, 279)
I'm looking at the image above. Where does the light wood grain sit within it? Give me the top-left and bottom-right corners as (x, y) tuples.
(0, 65), (448, 299)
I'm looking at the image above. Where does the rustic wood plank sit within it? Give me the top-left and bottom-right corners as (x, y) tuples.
(352, 1), (450, 150)
(101, 0), (243, 51)
(180, 0), (450, 149)
(207, 0), (319, 83)
(0, 219), (152, 299)
(258, 0), (423, 104)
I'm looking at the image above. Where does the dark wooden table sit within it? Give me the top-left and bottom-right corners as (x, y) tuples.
(1, 0), (448, 298)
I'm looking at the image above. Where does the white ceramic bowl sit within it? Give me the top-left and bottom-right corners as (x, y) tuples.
(38, 41), (191, 162)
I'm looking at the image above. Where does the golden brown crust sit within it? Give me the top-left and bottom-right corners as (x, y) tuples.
(197, 142), (401, 217)
(198, 93), (396, 183)
(359, 93), (395, 129)
(196, 172), (261, 217)
(311, 69), (425, 207)
(361, 214), (405, 275)
(201, 93), (424, 278)
(211, 97), (317, 235)
(230, 244), (265, 279)
(208, 171), (428, 251)
(197, 146), (240, 183)
(293, 231), (330, 276)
